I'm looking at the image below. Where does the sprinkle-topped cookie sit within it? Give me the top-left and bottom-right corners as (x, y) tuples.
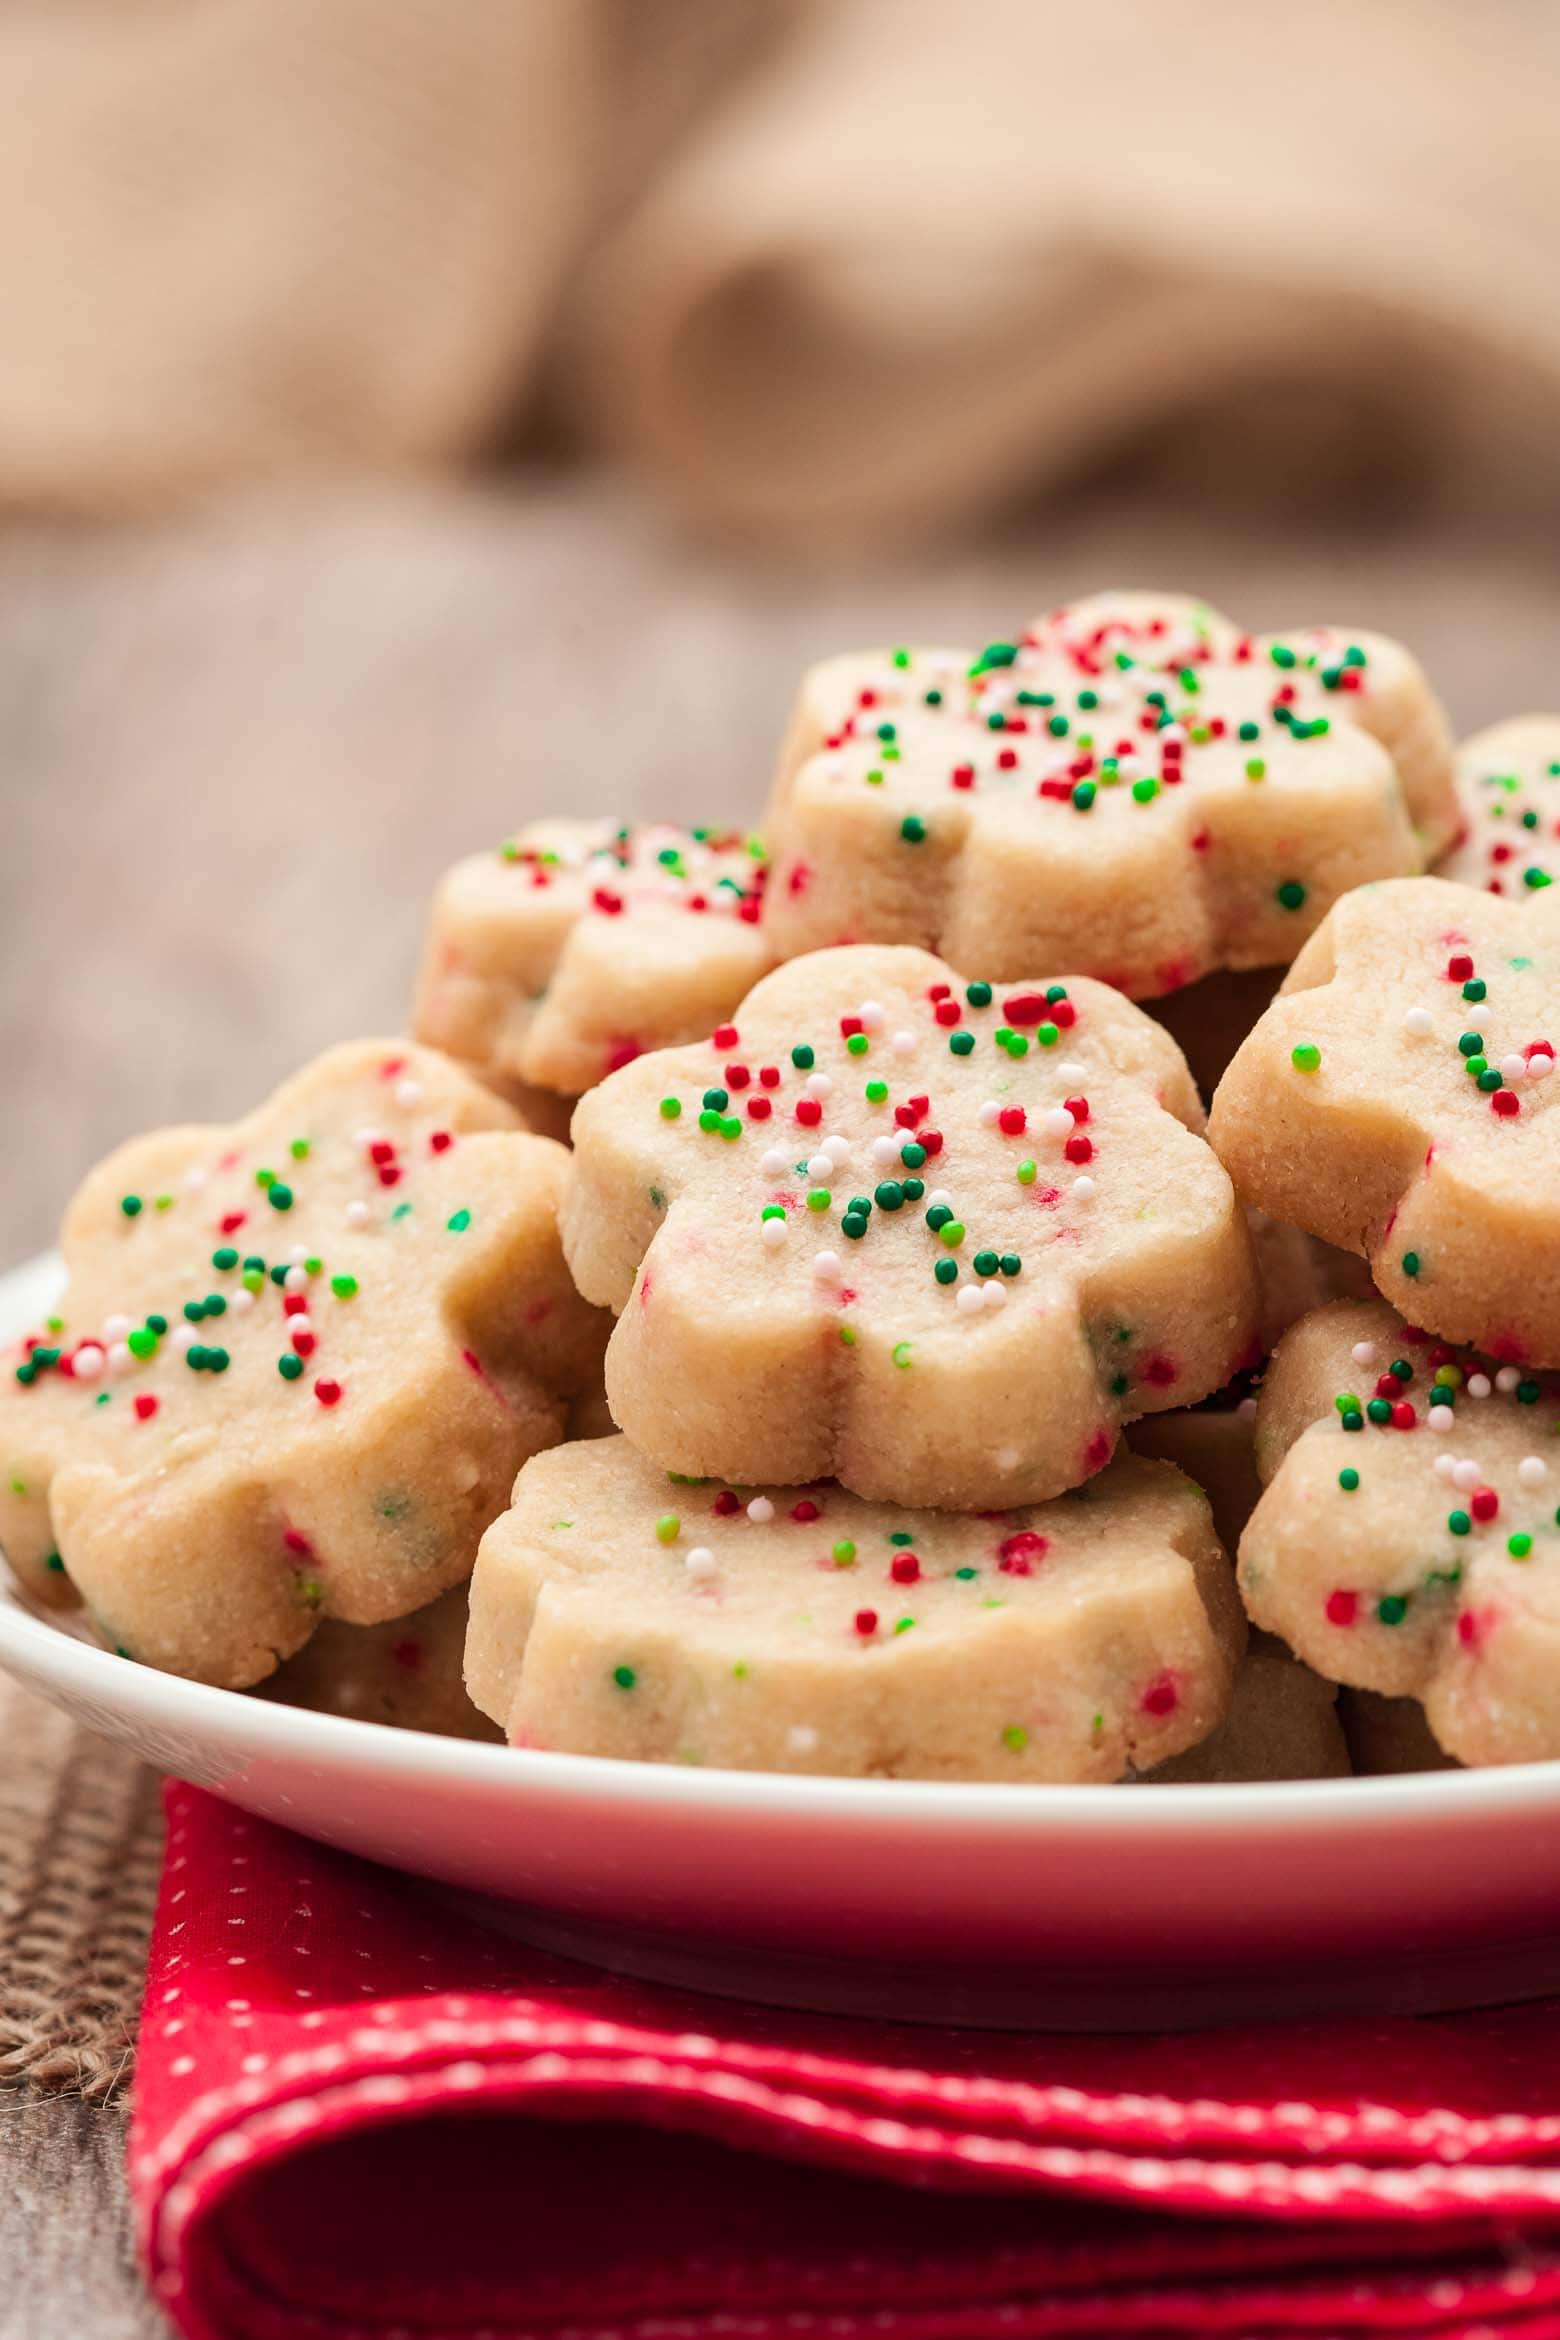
(1240, 1296), (1560, 1766)
(1436, 717), (1560, 899)
(413, 818), (773, 1100)
(1209, 877), (1560, 1363)
(564, 944), (1259, 1507)
(466, 1437), (1243, 1780)
(260, 1583), (499, 1741)
(761, 591), (1457, 995)
(0, 1041), (605, 1686)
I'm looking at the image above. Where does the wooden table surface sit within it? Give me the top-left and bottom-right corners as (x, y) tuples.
(2, 475), (1558, 2333)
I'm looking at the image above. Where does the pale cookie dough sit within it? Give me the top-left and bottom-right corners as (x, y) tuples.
(1146, 1633), (1349, 1782)
(413, 819), (772, 1100)
(261, 1584), (499, 1741)
(1239, 1295), (1560, 1767)
(564, 945), (1260, 1508)
(1129, 1214), (1370, 1551)
(0, 1041), (605, 1687)
(1209, 877), (1560, 1364)
(1436, 717), (1560, 900)
(466, 1438), (1244, 1781)
(762, 591), (1457, 997)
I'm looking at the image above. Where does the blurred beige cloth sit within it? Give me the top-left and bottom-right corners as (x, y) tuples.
(2, 0), (1558, 538)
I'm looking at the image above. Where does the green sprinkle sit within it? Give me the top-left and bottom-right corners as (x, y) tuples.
(1002, 1725), (1028, 1752)
(703, 1088), (728, 1111)
(1462, 978), (1487, 1002)
(900, 1142), (926, 1169)
(934, 1257), (958, 1285)
(613, 1665), (637, 1690)
(1291, 1043), (1322, 1072)
(44, 1552), (63, 1573)
(1402, 1251), (1421, 1278)
(1376, 1593), (1408, 1626)
(447, 1208), (471, 1232)
(1448, 1509), (1471, 1537)
(268, 1183), (293, 1212)
(1275, 879), (1307, 911)
(1072, 780), (1097, 810)
(1131, 776), (1159, 804)
(865, 1078), (888, 1103)
(892, 1340), (913, 1369)
(1016, 1159), (1036, 1185)
(1245, 758), (1266, 781)
(806, 1188), (831, 1213)
(278, 1354), (304, 1380)
(949, 1030), (975, 1056)
(900, 815), (927, 844)
(127, 1328), (157, 1360)
(846, 1033), (869, 1056)
(874, 1181), (904, 1211)
(119, 1195), (142, 1218)
(832, 1540), (856, 1567)
(791, 1044), (814, 1069)
(1458, 1031), (1484, 1057)
(1508, 1532), (1533, 1559)
(999, 1254), (1021, 1277)
(966, 981), (992, 1007)
(1238, 720), (1260, 741)
(654, 1514), (679, 1545)
(938, 1221), (965, 1248)
(719, 1117), (741, 1141)
(289, 1137), (310, 1161)
(1338, 1468), (1360, 1491)
(212, 1246), (239, 1271)
(1367, 1398), (1393, 1424)
(331, 1274), (358, 1299)
(973, 1249), (999, 1276)
(659, 1096), (681, 1120)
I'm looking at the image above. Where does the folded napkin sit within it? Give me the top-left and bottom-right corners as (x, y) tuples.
(135, 1783), (1560, 2340)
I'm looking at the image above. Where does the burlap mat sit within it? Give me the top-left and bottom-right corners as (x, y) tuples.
(0, 1676), (160, 2100)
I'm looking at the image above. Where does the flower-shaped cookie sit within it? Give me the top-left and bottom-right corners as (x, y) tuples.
(466, 1437), (1243, 1780)
(260, 1583), (498, 1741)
(413, 818), (772, 1102)
(1436, 717), (1560, 899)
(1209, 877), (1560, 1363)
(0, 1041), (605, 1686)
(563, 945), (1260, 1507)
(1239, 1296), (1560, 1766)
(761, 591), (1457, 996)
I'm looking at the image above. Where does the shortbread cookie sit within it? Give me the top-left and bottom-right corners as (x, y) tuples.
(0, 1042), (604, 1686)
(1129, 1215), (1370, 1550)
(413, 819), (772, 1099)
(466, 1438), (1244, 1781)
(762, 592), (1457, 996)
(261, 1584), (499, 1741)
(1209, 877), (1560, 1363)
(1436, 717), (1560, 899)
(1239, 1295), (1560, 1766)
(564, 945), (1260, 1507)
(1338, 1689), (1457, 1775)
(1146, 1633), (1349, 1782)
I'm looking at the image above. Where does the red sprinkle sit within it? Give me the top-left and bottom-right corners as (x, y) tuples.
(1325, 1589), (1359, 1627)
(712, 1024), (739, 1049)
(998, 1530), (1048, 1575)
(133, 1394), (158, 1422)
(792, 1499), (821, 1523)
(1447, 953), (1474, 981)
(1141, 1672), (1179, 1718)
(890, 1553), (921, 1585)
(795, 1097), (822, 1128)
(998, 1106), (1027, 1136)
(854, 1609), (878, 1638)
(314, 1379), (342, 1407)
(1471, 1486), (1499, 1522)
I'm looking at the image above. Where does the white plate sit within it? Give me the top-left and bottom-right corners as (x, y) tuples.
(3, 1250), (1559, 2031)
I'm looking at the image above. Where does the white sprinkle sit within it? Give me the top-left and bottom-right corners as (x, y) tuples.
(1496, 1366), (1522, 1393)
(806, 1153), (834, 1182)
(1466, 1372), (1492, 1398)
(891, 1030), (916, 1057)
(956, 1283), (985, 1314)
(1530, 1051), (1554, 1081)
(812, 1250), (841, 1282)
(182, 1166), (208, 1192)
(1058, 1060), (1087, 1083)
(1427, 1405), (1454, 1434)
(345, 1200), (371, 1229)
(858, 1000), (885, 1031)
(761, 1146), (789, 1176)
(394, 1078), (422, 1109)
(871, 1135), (900, 1167)
(1071, 1175), (1096, 1201)
(106, 1342), (132, 1378)
(1500, 1054), (1528, 1083)
(172, 1324), (197, 1353)
(822, 1134), (851, 1167)
(685, 1547), (716, 1582)
(761, 1219), (786, 1251)
(1452, 1459), (1482, 1492)
(804, 1073), (832, 1099)
(284, 1266), (308, 1294)
(1519, 1455), (1548, 1488)
(1042, 1106), (1075, 1140)
(927, 1188), (954, 1211)
(354, 1128), (384, 1153)
(103, 1313), (131, 1342)
(229, 1288), (254, 1315)
(979, 1100), (1001, 1127)
(747, 1497), (775, 1525)
(1434, 1453), (1459, 1481)
(1237, 1395), (1258, 1420)
(1351, 1341), (1378, 1367)
(982, 1280), (1008, 1310)
(787, 1725), (818, 1756)
(1403, 1007), (1434, 1038)
(72, 1344), (104, 1383)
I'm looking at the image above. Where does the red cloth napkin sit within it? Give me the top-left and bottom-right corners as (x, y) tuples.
(134, 1784), (1560, 2340)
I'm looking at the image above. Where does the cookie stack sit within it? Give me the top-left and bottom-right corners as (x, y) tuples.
(8, 590), (1556, 1778)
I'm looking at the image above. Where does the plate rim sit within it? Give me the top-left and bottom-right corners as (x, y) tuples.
(5, 1248), (1557, 1839)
